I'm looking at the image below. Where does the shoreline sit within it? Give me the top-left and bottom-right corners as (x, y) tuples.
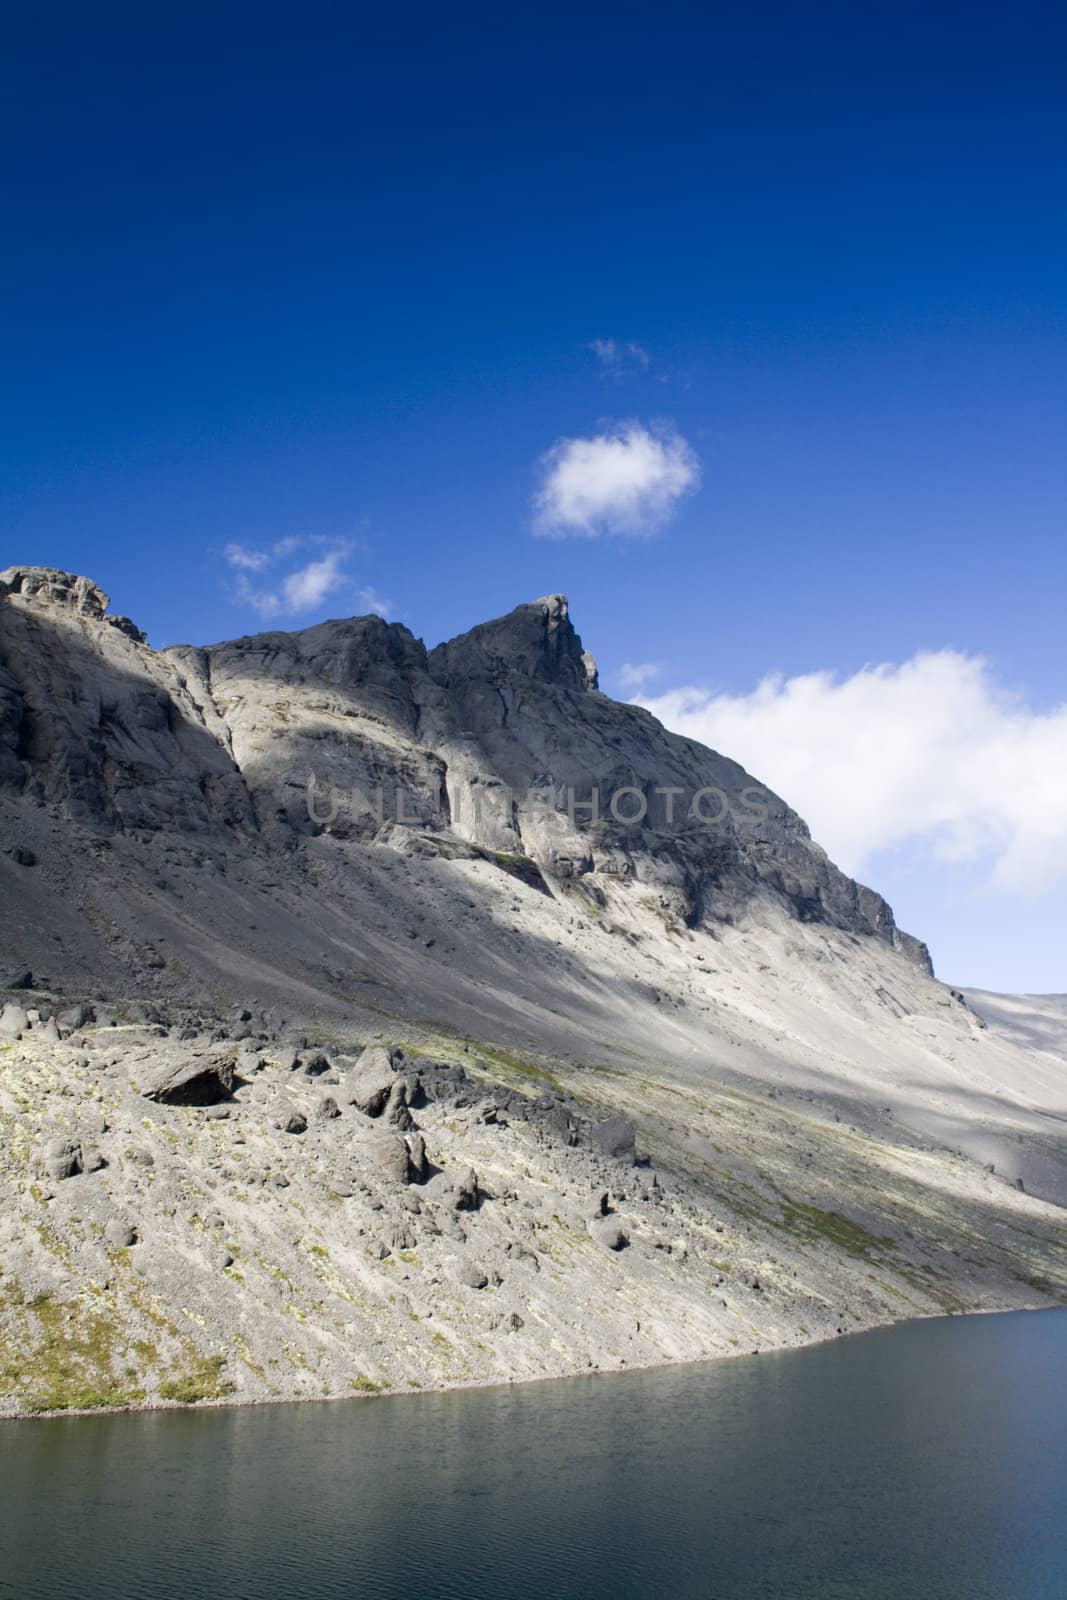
(3, 1294), (1058, 1428)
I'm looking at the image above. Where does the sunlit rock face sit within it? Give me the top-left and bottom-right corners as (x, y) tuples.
(0, 570), (928, 962)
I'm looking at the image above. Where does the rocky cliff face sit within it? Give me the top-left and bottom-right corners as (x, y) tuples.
(1, 567), (1063, 1420)
(0, 565), (928, 967)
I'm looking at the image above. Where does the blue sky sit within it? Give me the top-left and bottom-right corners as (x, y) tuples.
(2, 2), (1065, 990)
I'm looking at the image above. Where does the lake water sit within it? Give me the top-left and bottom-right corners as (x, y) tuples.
(2, 1310), (1065, 1599)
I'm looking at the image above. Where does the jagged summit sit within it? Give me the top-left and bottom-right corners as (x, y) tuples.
(0, 564), (923, 965)
(430, 593), (599, 692)
(0, 565), (110, 616)
(1, 564), (147, 644)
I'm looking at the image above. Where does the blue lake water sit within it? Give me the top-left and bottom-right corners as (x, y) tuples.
(2, 1310), (1066, 1599)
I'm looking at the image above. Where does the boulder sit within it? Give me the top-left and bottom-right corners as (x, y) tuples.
(453, 1166), (480, 1211)
(383, 1078), (413, 1130)
(57, 1002), (95, 1031)
(44, 1138), (83, 1180)
(313, 1095), (341, 1121)
(360, 1130), (412, 1185)
(591, 1116), (637, 1163)
(282, 1111), (308, 1135)
(405, 1130), (427, 1180)
(0, 1003), (28, 1038)
(346, 1046), (398, 1116)
(105, 1219), (138, 1249)
(302, 1051), (333, 1077)
(139, 1050), (235, 1106)
(589, 1217), (629, 1251)
(457, 1260), (488, 1289)
(504, 1241), (540, 1271)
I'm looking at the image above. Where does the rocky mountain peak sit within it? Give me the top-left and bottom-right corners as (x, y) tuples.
(0, 565), (110, 617)
(428, 593), (598, 691)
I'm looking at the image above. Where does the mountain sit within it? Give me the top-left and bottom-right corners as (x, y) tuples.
(0, 565), (1064, 1417)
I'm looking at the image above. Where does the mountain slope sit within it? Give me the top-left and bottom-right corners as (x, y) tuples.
(0, 566), (1064, 1417)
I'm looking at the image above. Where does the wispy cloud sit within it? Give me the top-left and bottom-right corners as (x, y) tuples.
(639, 652), (1067, 896)
(222, 537), (393, 621)
(618, 661), (663, 690)
(587, 338), (651, 377)
(224, 542), (271, 572)
(533, 421), (700, 538)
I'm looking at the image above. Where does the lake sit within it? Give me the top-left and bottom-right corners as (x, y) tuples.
(2, 1310), (1065, 1599)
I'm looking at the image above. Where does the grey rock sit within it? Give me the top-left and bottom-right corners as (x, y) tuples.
(452, 1166), (480, 1211)
(591, 1116), (637, 1164)
(302, 1051), (333, 1077)
(282, 1111), (308, 1135)
(457, 1260), (488, 1289)
(57, 1002), (95, 1031)
(360, 1131), (412, 1185)
(504, 1241), (540, 1271)
(139, 1050), (235, 1106)
(44, 1137), (83, 1180)
(346, 1047), (398, 1116)
(589, 1218), (629, 1251)
(0, 1003), (28, 1038)
(405, 1131), (427, 1180)
(104, 1219), (138, 1249)
(383, 1078), (413, 1130)
(313, 1095), (341, 1121)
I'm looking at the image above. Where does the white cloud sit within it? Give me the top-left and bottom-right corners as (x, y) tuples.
(233, 574), (282, 618)
(221, 537), (391, 621)
(356, 585), (392, 618)
(587, 338), (651, 375)
(224, 543), (271, 572)
(618, 661), (663, 690)
(638, 652), (1067, 895)
(533, 421), (700, 538)
(281, 550), (349, 610)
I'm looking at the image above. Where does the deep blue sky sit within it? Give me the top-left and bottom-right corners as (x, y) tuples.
(3, 2), (1065, 988)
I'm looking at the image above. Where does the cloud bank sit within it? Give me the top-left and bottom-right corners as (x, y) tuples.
(534, 421), (700, 538)
(639, 651), (1067, 896)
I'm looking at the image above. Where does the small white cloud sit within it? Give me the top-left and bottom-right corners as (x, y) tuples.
(356, 585), (393, 618)
(587, 339), (650, 376)
(232, 573), (282, 617)
(281, 550), (349, 611)
(618, 661), (663, 690)
(533, 421), (700, 538)
(225, 543), (271, 572)
(221, 536), (388, 621)
(638, 652), (1067, 896)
